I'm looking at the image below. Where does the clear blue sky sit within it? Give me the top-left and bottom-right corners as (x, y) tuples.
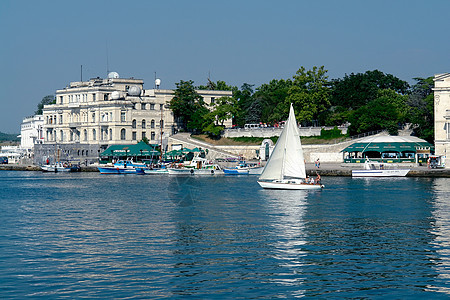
(1, 0), (449, 133)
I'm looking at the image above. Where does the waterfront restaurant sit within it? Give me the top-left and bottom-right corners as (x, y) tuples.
(342, 135), (434, 164)
(99, 141), (160, 163)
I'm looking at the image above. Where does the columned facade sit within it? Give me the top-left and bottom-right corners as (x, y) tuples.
(34, 73), (232, 165)
(434, 73), (450, 168)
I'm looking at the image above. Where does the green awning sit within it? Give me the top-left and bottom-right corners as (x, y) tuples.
(100, 141), (160, 156)
(341, 141), (433, 153)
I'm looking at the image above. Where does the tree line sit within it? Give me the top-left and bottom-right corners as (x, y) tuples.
(169, 67), (434, 143)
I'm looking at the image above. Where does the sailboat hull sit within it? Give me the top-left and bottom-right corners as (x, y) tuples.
(257, 180), (324, 190)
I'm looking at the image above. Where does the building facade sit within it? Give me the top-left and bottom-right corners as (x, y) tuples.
(20, 115), (44, 151)
(34, 72), (232, 165)
(434, 73), (450, 168)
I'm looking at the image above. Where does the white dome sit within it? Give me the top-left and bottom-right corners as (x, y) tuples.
(111, 91), (121, 100)
(128, 86), (141, 96)
(107, 71), (119, 79)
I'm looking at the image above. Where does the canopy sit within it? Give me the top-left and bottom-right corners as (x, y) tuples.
(100, 141), (160, 157)
(341, 140), (433, 153)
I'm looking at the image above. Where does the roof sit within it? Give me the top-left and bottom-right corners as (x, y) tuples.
(341, 135), (433, 153)
(100, 141), (160, 156)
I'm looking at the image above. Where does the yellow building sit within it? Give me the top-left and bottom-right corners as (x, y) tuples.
(35, 72), (232, 165)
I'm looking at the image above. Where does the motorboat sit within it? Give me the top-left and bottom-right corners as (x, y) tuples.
(41, 162), (72, 172)
(97, 160), (148, 174)
(223, 162), (263, 175)
(352, 160), (410, 177)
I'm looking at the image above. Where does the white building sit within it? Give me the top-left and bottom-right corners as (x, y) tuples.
(20, 115), (44, 151)
(434, 73), (450, 168)
(34, 72), (232, 164)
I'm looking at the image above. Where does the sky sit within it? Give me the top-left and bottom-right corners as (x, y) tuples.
(1, 0), (449, 134)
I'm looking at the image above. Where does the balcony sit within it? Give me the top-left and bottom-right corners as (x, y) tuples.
(69, 122), (80, 128)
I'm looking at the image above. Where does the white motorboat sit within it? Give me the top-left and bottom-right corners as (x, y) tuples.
(257, 104), (324, 190)
(41, 162), (72, 172)
(352, 160), (410, 177)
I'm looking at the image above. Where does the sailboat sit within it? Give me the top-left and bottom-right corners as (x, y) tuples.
(257, 104), (324, 190)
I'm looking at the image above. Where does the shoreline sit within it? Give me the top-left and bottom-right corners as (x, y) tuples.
(1, 163), (449, 178)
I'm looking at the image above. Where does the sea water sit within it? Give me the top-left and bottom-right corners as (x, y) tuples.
(1, 171), (450, 298)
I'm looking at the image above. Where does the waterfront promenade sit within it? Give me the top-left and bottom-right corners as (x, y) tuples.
(1, 163), (449, 177)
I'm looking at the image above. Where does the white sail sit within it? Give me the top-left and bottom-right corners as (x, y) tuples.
(259, 104), (306, 181)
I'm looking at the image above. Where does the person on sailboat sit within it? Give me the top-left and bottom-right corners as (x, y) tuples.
(316, 172), (321, 184)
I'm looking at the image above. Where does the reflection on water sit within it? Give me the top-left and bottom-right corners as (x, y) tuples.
(427, 178), (450, 294)
(261, 189), (308, 291)
(1, 172), (450, 298)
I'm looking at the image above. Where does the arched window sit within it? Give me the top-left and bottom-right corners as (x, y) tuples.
(142, 119), (146, 129)
(93, 129), (96, 141)
(151, 119), (155, 128)
(132, 119), (136, 129)
(120, 128), (126, 140)
(84, 129), (87, 141)
(60, 130), (64, 142)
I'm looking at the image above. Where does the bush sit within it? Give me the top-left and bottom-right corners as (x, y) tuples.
(320, 126), (343, 139)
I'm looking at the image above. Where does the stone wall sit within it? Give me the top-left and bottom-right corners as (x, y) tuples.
(224, 126), (348, 138)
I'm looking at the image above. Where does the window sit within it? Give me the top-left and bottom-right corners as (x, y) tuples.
(120, 128), (126, 140)
(93, 94), (96, 102)
(59, 96), (63, 104)
(150, 103), (155, 110)
(151, 131), (155, 140)
(132, 119), (136, 129)
(142, 119), (146, 129)
(141, 103), (146, 110)
(160, 120), (164, 128)
(92, 112), (95, 123)
(60, 130), (64, 142)
(109, 129), (112, 140)
(121, 111), (126, 122)
(84, 129), (87, 141)
(93, 129), (96, 141)
(59, 115), (63, 124)
(160, 104), (164, 110)
(142, 131), (146, 139)
(151, 119), (155, 128)
(104, 94), (108, 101)
(211, 97), (215, 105)
(132, 131), (137, 140)
(70, 131), (74, 141)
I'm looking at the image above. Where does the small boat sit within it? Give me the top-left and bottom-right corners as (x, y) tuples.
(168, 154), (223, 175)
(223, 161), (263, 175)
(257, 104), (324, 190)
(143, 164), (169, 174)
(97, 160), (148, 174)
(352, 160), (410, 177)
(41, 162), (72, 172)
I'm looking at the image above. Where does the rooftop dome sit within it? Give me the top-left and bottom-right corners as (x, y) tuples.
(107, 71), (119, 79)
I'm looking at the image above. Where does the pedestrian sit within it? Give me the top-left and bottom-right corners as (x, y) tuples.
(316, 158), (320, 168)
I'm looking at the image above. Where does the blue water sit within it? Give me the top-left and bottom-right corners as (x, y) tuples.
(1, 171), (450, 299)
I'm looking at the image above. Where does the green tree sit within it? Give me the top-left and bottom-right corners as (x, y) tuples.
(348, 89), (409, 135)
(35, 95), (56, 115)
(286, 66), (331, 125)
(169, 80), (206, 131)
(253, 79), (293, 124)
(210, 96), (238, 126)
(234, 83), (254, 127)
(330, 70), (409, 109)
(407, 77), (434, 143)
